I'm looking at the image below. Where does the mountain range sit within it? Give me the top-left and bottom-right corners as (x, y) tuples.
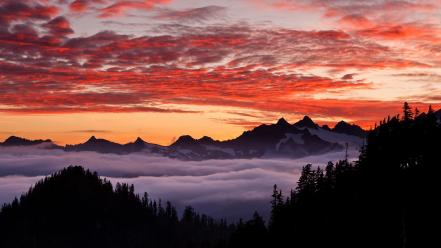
(1, 116), (368, 160)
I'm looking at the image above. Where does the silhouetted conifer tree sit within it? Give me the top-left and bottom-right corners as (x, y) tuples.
(403, 102), (413, 121)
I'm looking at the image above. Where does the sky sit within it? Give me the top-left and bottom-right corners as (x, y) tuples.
(1, 0), (441, 145)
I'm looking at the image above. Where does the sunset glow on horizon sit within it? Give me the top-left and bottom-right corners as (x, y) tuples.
(1, 0), (441, 145)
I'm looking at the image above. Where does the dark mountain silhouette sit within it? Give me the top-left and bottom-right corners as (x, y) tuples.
(293, 116), (319, 129)
(198, 135), (216, 145)
(1, 135), (61, 148)
(123, 137), (154, 153)
(171, 135), (200, 147)
(0, 166), (232, 248)
(170, 117), (346, 159)
(1, 116), (366, 160)
(169, 135), (231, 160)
(64, 136), (165, 154)
(332, 120), (367, 137)
(221, 117), (342, 157)
(275, 117), (290, 127)
(65, 136), (125, 153)
(1, 135), (51, 146)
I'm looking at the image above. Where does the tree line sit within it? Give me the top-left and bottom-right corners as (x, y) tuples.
(230, 103), (440, 248)
(0, 166), (232, 248)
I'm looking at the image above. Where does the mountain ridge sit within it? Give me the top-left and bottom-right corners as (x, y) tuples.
(0, 116), (368, 160)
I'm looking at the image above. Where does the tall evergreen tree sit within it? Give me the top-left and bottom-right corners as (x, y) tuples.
(403, 102), (413, 121)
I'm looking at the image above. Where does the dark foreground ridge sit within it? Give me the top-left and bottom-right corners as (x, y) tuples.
(0, 103), (440, 248)
(0, 166), (233, 248)
(266, 104), (441, 248)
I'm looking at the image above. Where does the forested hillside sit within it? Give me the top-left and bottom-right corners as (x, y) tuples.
(232, 103), (440, 248)
(0, 166), (232, 248)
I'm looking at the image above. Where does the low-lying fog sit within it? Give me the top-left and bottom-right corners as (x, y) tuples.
(0, 146), (359, 220)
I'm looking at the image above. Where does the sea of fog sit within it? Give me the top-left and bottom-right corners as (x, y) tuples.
(0, 146), (359, 220)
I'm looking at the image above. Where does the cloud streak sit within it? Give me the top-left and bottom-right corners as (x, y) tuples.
(69, 0), (172, 17)
(154, 6), (227, 23)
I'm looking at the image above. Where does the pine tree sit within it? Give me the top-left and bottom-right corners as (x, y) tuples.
(271, 184), (283, 210)
(403, 102), (413, 121)
(428, 105), (434, 114)
(296, 164), (313, 197)
(414, 107), (420, 117)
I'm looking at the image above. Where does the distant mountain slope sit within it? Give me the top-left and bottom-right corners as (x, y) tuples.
(0, 136), (61, 149)
(1, 136), (51, 146)
(0, 117), (367, 160)
(65, 136), (166, 154)
(332, 121), (366, 138)
(293, 116), (319, 129)
(169, 117), (365, 160)
(65, 136), (124, 153)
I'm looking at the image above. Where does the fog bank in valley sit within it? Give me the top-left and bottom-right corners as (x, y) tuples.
(0, 146), (357, 220)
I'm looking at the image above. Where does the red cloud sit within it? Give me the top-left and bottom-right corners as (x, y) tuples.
(69, 0), (172, 17)
(1, 0), (441, 128)
(356, 23), (441, 42)
(0, 1), (58, 25)
(70, 0), (106, 12)
(5, 22), (420, 73)
(154, 5), (226, 23)
(99, 0), (172, 18)
(0, 21), (433, 126)
(0, 56), (371, 115)
(43, 16), (74, 36)
(338, 14), (373, 28)
(253, 1), (440, 40)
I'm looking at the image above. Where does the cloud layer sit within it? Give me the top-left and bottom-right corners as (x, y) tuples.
(0, 145), (356, 220)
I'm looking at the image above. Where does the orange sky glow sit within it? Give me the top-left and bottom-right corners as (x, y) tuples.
(1, 0), (441, 145)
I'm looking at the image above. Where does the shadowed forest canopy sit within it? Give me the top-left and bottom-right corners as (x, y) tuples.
(0, 103), (440, 248)
(0, 166), (232, 248)
(263, 103), (441, 248)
